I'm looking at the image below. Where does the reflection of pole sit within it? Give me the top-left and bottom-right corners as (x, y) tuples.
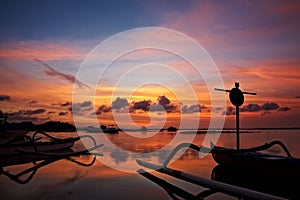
(236, 106), (239, 150)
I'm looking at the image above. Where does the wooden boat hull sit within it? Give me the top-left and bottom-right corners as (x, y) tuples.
(0, 139), (75, 156)
(211, 146), (300, 179)
(211, 165), (299, 199)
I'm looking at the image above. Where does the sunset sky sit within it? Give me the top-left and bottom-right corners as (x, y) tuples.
(0, 0), (299, 129)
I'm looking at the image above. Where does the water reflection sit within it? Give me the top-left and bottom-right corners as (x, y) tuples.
(90, 130), (300, 171)
(1, 153), (100, 184)
(2, 130), (299, 199)
(0, 133), (103, 184)
(110, 148), (129, 164)
(95, 131), (199, 168)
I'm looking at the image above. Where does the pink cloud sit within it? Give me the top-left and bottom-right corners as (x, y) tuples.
(0, 41), (88, 61)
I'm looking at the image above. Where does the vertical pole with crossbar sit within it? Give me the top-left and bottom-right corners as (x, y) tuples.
(214, 82), (256, 150)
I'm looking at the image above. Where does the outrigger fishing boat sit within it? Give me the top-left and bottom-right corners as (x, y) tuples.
(0, 130), (104, 167)
(0, 131), (79, 156)
(137, 82), (299, 199)
(212, 82), (299, 178)
(1, 145), (103, 184)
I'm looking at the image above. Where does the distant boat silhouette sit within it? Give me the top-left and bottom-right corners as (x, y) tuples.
(166, 126), (177, 132)
(140, 126), (148, 132)
(86, 125), (119, 134)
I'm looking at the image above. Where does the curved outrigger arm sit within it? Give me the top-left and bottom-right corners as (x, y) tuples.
(160, 140), (292, 167)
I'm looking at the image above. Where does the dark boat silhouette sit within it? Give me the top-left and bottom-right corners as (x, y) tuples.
(210, 143), (300, 179)
(0, 131), (79, 156)
(137, 82), (299, 199)
(0, 131), (103, 167)
(166, 126), (177, 132)
(86, 125), (119, 134)
(211, 165), (300, 199)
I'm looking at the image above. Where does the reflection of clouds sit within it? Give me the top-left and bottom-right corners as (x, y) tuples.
(104, 131), (204, 168)
(178, 149), (199, 160)
(157, 149), (175, 164)
(130, 147), (200, 165)
(156, 148), (199, 164)
(110, 148), (129, 165)
(33, 170), (88, 199)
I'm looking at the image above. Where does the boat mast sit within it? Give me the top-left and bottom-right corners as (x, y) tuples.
(214, 82), (256, 150)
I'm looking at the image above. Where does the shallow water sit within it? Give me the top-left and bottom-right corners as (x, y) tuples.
(1, 130), (299, 200)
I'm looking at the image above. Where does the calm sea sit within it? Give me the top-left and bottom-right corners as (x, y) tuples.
(1, 129), (299, 200)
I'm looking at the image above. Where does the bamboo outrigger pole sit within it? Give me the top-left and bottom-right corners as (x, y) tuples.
(137, 160), (285, 200)
(215, 82), (256, 150)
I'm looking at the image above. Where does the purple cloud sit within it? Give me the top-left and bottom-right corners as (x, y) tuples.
(112, 97), (128, 109)
(157, 95), (170, 105)
(261, 102), (279, 111)
(17, 108), (46, 115)
(34, 58), (90, 89)
(132, 100), (151, 111)
(277, 107), (290, 111)
(155, 96), (177, 113)
(181, 104), (203, 113)
(222, 107), (236, 116)
(52, 101), (72, 107)
(69, 101), (93, 115)
(240, 104), (261, 112)
(95, 105), (111, 115)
